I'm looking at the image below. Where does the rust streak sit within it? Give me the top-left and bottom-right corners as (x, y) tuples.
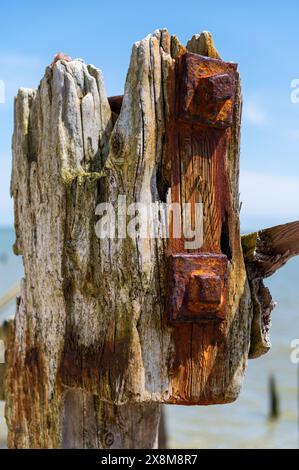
(166, 51), (238, 405)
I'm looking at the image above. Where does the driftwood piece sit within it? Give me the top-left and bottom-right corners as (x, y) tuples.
(5, 27), (298, 449)
(242, 220), (299, 278)
(242, 221), (299, 358)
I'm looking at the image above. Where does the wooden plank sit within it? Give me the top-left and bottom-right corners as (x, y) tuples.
(165, 38), (248, 404)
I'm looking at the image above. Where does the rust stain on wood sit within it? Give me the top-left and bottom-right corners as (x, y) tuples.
(60, 332), (130, 402)
(166, 51), (238, 405)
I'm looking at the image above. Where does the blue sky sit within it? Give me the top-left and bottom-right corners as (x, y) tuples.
(1, 0), (299, 230)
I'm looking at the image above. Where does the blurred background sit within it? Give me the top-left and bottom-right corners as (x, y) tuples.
(0, 0), (299, 449)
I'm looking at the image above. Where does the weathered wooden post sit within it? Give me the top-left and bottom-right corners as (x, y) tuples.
(5, 29), (299, 448)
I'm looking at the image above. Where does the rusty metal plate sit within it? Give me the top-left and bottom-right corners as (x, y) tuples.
(176, 52), (237, 129)
(168, 253), (228, 323)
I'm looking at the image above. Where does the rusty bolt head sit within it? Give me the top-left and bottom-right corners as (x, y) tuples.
(104, 432), (114, 447)
(177, 52), (237, 129)
(168, 253), (227, 323)
(186, 273), (222, 314)
(203, 74), (234, 104)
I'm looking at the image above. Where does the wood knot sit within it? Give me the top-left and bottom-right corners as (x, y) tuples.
(104, 432), (114, 447)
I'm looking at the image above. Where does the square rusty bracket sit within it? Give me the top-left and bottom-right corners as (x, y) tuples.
(177, 52), (237, 129)
(168, 253), (228, 323)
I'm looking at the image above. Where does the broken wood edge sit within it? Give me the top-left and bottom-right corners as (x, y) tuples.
(242, 220), (299, 358)
(106, 30), (220, 119)
(242, 220), (299, 278)
(186, 31), (221, 59)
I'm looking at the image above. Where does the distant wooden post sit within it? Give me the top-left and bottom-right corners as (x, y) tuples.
(268, 375), (280, 420)
(5, 29), (299, 448)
